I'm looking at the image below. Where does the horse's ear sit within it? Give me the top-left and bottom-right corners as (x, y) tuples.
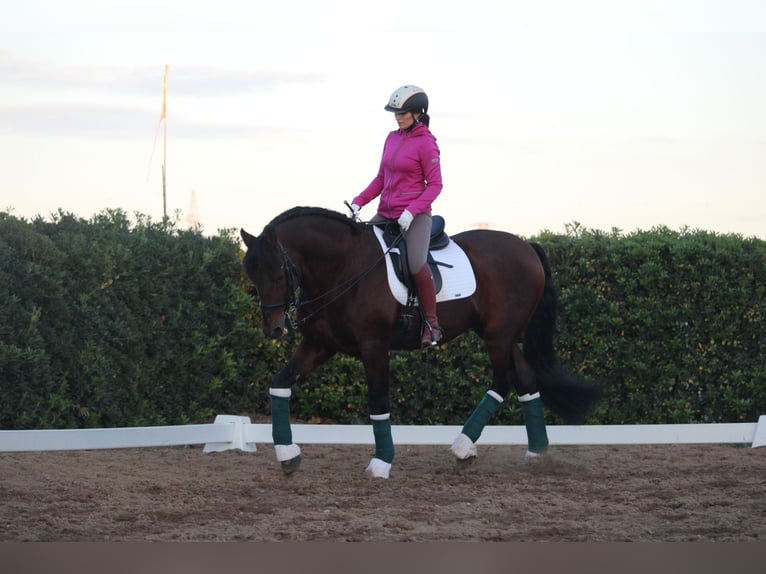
(240, 228), (256, 247)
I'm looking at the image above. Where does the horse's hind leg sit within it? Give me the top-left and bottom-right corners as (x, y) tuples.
(510, 346), (550, 459)
(450, 335), (550, 465)
(450, 335), (513, 465)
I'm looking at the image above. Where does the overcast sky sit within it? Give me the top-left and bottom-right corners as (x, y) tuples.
(1, 0), (764, 238)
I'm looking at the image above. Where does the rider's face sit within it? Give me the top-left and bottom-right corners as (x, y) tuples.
(394, 111), (417, 130)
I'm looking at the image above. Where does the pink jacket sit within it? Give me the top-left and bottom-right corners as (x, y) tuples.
(353, 122), (443, 219)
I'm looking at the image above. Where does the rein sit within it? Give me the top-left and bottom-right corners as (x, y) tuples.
(262, 229), (403, 329)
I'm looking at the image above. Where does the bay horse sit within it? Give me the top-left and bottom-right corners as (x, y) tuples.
(240, 206), (600, 478)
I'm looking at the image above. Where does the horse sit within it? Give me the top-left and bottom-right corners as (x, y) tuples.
(240, 206), (601, 478)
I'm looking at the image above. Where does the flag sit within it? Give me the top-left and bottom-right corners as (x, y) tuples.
(160, 64), (168, 121)
(147, 65), (169, 182)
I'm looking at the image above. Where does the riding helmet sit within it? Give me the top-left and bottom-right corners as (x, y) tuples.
(384, 85), (429, 115)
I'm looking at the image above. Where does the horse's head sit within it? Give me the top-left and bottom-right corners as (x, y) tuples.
(240, 228), (296, 339)
(241, 207), (364, 338)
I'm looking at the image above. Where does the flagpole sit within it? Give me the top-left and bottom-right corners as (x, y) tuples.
(161, 64), (168, 219)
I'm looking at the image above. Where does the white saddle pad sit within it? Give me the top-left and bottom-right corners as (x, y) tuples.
(372, 225), (477, 306)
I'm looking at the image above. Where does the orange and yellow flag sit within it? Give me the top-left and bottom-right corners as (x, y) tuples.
(147, 65), (169, 183)
(160, 64), (168, 121)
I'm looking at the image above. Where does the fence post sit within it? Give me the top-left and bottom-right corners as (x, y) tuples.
(203, 415), (258, 453)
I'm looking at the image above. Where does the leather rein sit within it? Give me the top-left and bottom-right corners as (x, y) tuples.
(259, 232), (403, 330)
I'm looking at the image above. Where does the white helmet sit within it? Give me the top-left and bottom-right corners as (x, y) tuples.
(384, 85), (429, 114)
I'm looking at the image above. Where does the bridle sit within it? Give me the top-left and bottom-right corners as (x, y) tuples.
(258, 233), (402, 330)
(257, 240), (301, 327)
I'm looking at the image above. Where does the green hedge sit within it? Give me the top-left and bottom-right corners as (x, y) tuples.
(0, 210), (270, 428)
(541, 224), (766, 424)
(2, 211), (764, 429)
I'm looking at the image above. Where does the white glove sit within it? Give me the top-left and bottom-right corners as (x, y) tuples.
(349, 203), (361, 220)
(397, 209), (414, 231)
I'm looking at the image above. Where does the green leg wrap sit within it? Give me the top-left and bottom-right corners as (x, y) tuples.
(462, 391), (503, 443)
(371, 416), (395, 464)
(520, 395), (549, 453)
(270, 393), (293, 445)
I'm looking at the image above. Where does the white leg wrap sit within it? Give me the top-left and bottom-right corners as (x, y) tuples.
(364, 457), (392, 479)
(524, 450), (543, 462)
(451, 433), (478, 460)
(274, 443), (301, 462)
(487, 389), (505, 403)
(369, 412), (390, 421)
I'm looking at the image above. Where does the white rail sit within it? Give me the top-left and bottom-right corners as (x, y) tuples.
(0, 414), (763, 453)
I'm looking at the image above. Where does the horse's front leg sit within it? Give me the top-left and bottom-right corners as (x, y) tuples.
(360, 344), (394, 479)
(270, 339), (334, 475)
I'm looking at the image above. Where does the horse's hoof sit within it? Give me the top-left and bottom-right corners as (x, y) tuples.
(364, 457), (392, 479)
(281, 454), (301, 475)
(524, 450), (548, 465)
(454, 455), (476, 474)
(450, 433), (477, 460)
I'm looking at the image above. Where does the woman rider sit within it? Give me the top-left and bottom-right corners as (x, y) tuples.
(349, 85), (444, 347)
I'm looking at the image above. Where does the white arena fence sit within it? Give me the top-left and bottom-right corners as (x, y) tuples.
(0, 414), (764, 453)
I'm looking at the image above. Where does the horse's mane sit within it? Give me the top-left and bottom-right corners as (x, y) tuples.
(264, 206), (364, 234)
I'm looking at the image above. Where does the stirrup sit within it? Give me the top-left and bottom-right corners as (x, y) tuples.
(421, 323), (443, 347)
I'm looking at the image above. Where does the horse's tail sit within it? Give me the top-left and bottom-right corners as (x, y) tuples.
(522, 242), (602, 424)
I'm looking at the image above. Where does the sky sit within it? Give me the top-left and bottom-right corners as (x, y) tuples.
(1, 0), (765, 239)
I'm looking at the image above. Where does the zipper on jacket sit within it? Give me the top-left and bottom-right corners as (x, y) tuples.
(384, 130), (409, 215)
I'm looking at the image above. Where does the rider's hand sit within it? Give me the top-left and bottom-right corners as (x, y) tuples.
(349, 203), (361, 220)
(397, 209), (414, 232)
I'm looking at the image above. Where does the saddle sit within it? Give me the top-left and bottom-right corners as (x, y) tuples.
(373, 215), (453, 296)
(371, 215), (475, 347)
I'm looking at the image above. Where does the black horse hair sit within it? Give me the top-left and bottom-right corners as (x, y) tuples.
(265, 206), (365, 234)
